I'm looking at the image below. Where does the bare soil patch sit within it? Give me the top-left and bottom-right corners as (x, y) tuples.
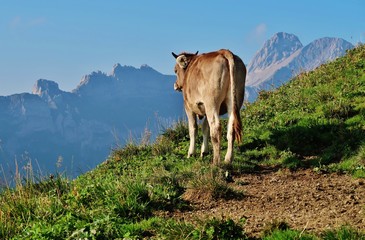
(171, 169), (365, 237)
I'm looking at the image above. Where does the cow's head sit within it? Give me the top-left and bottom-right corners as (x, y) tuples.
(171, 51), (198, 91)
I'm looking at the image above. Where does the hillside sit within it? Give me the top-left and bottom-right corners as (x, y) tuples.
(1, 45), (365, 239)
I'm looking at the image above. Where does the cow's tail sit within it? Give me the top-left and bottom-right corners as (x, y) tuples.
(223, 50), (243, 143)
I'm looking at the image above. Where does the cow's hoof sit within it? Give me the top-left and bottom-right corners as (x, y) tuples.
(200, 152), (209, 158)
(224, 170), (234, 183)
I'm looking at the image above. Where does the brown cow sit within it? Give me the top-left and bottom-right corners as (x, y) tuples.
(172, 49), (246, 165)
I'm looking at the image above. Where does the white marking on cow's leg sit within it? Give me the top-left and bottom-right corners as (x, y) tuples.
(225, 109), (235, 164)
(186, 110), (197, 158)
(200, 117), (210, 157)
(207, 111), (221, 165)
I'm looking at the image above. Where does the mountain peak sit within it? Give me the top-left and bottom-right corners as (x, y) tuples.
(140, 64), (153, 70)
(112, 63), (156, 76)
(304, 37), (353, 53)
(272, 32), (298, 41)
(32, 79), (62, 98)
(298, 37), (354, 71)
(73, 71), (115, 96)
(111, 63), (162, 81)
(248, 32), (303, 72)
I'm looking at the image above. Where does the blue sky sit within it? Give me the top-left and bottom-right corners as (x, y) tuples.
(0, 0), (364, 96)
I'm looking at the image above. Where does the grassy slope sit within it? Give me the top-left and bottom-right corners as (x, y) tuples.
(1, 45), (365, 239)
(241, 44), (365, 175)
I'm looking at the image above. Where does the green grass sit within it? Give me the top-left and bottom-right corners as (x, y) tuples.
(0, 138), (243, 239)
(1, 45), (365, 239)
(241, 44), (365, 175)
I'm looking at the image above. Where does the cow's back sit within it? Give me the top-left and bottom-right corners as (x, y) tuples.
(183, 51), (231, 116)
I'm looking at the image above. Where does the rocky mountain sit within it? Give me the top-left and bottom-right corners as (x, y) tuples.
(245, 32), (354, 102)
(0, 65), (183, 183)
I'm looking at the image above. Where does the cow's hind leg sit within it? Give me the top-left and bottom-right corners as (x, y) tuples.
(200, 117), (210, 157)
(206, 111), (221, 165)
(186, 110), (198, 158)
(224, 105), (235, 164)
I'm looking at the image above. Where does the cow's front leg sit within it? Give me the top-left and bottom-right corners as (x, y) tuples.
(186, 110), (198, 158)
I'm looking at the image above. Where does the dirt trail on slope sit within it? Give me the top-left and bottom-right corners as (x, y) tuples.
(170, 169), (365, 237)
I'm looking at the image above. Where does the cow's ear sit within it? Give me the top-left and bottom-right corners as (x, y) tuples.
(176, 55), (189, 69)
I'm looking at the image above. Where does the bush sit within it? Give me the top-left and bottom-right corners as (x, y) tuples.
(322, 226), (365, 240)
(192, 217), (247, 240)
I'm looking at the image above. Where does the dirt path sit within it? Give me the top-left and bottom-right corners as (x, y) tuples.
(172, 169), (365, 237)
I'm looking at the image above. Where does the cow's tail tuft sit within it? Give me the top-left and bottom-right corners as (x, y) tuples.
(223, 50), (242, 143)
(233, 101), (242, 143)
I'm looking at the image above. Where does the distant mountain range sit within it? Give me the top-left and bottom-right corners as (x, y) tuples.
(0, 64), (183, 182)
(0, 32), (354, 184)
(245, 32), (354, 101)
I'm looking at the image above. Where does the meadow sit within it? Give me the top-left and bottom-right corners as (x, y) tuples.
(1, 45), (365, 239)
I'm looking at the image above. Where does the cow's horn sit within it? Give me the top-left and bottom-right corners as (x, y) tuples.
(195, 51), (199, 55)
(172, 52), (179, 59)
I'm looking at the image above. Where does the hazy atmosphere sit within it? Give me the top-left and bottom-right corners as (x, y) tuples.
(1, 1), (365, 239)
(1, 0), (364, 96)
